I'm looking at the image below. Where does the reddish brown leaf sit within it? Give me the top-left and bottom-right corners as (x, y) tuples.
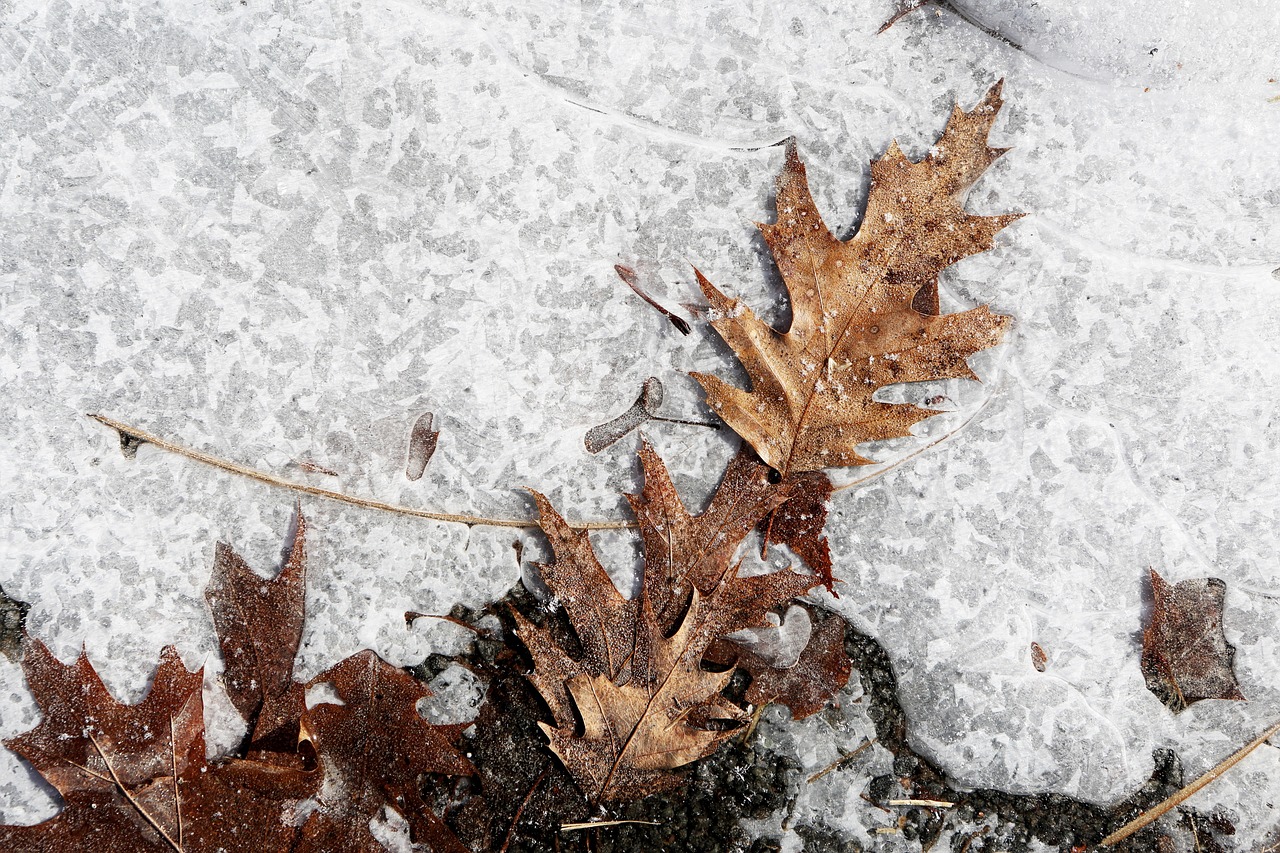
(0, 640), (309, 853)
(297, 650), (475, 852)
(205, 511), (307, 751)
(628, 440), (831, 634)
(1031, 642), (1048, 673)
(707, 606), (851, 720)
(767, 470), (835, 594)
(1141, 569), (1245, 713)
(2, 518), (477, 853)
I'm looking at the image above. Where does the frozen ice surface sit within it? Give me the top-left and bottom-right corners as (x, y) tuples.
(1, 0), (1279, 846)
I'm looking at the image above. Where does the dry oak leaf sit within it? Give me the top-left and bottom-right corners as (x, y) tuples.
(1141, 569), (1245, 714)
(692, 81), (1018, 477)
(0, 640), (310, 853)
(513, 442), (821, 801)
(296, 650), (475, 853)
(206, 511), (308, 752)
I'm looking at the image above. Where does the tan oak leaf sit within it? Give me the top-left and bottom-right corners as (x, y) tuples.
(693, 81), (1018, 476)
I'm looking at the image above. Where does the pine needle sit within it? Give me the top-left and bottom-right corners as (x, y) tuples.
(1100, 717), (1280, 846)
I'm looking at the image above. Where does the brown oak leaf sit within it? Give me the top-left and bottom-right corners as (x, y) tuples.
(692, 81), (1017, 477)
(1141, 569), (1246, 713)
(514, 442), (822, 801)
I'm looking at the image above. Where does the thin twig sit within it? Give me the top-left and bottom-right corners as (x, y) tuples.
(500, 768), (547, 853)
(807, 738), (876, 783)
(888, 798), (954, 808)
(561, 819), (661, 832)
(89, 732), (183, 852)
(648, 415), (719, 430)
(62, 756), (113, 784)
(1100, 717), (1280, 846)
(88, 414), (633, 531)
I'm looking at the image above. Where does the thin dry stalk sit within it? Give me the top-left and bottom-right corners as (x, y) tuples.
(89, 732), (183, 852)
(1100, 717), (1280, 846)
(88, 414), (632, 531)
(739, 702), (767, 744)
(560, 819), (660, 833)
(888, 798), (954, 808)
(877, 0), (930, 34)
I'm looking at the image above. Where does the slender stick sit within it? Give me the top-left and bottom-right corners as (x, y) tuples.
(405, 611), (488, 635)
(561, 819), (661, 832)
(739, 702), (767, 744)
(648, 415), (719, 430)
(90, 732), (183, 852)
(877, 0), (930, 34)
(87, 414), (633, 531)
(1099, 717), (1280, 846)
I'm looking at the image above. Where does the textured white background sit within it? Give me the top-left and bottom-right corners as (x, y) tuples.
(2, 0), (1279, 847)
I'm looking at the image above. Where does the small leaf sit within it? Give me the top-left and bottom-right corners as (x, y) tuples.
(406, 411), (440, 481)
(518, 443), (821, 801)
(1140, 569), (1245, 713)
(1030, 642), (1047, 673)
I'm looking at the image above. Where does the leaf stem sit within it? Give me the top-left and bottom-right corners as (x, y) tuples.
(170, 717), (182, 850)
(499, 768), (546, 853)
(87, 414), (633, 531)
